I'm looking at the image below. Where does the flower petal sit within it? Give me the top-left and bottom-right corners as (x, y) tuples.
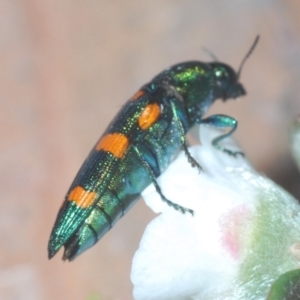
(132, 125), (300, 300)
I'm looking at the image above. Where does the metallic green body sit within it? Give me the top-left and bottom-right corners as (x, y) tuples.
(49, 61), (246, 260)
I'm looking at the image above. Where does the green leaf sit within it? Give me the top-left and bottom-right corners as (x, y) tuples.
(267, 269), (300, 300)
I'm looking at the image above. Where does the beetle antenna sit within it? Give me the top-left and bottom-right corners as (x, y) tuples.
(202, 47), (219, 61)
(237, 35), (260, 80)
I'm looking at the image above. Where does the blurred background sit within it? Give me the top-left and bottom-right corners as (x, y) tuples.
(1, 0), (300, 299)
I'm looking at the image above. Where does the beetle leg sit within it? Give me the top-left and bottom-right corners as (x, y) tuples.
(200, 114), (244, 157)
(132, 144), (194, 215)
(169, 99), (203, 172)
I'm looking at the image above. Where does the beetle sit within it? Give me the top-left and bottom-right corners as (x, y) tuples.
(48, 36), (259, 261)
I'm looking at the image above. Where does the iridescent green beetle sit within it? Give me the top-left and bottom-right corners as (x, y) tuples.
(48, 36), (259, 261)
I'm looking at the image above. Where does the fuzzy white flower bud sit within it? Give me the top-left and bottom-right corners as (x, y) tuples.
(131, 125), (300, 300)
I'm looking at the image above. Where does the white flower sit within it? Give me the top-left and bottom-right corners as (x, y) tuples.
(131, 125), (300, 300)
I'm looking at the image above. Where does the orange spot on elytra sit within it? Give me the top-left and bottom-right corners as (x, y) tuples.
(138, 103), (161, 130)
(68, 186), (98, 208)
(96, 133), (129, 158)
(131, 90), (145, 101)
